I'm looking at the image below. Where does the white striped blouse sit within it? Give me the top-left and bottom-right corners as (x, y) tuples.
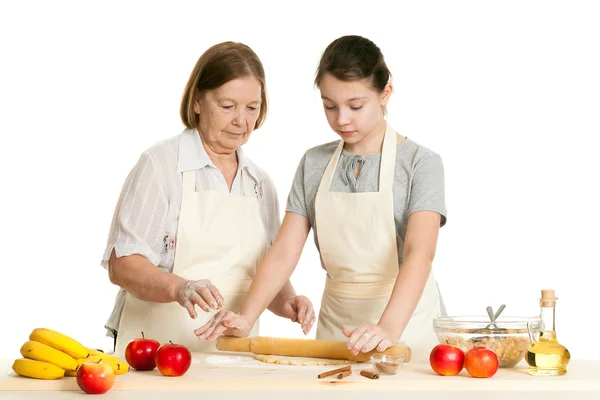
(101, 128), (281, 335)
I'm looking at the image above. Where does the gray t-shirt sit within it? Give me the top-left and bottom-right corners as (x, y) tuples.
(286, 138), (447, 269)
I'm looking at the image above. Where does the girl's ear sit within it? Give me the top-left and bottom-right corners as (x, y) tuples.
(380, 83), (393, 106)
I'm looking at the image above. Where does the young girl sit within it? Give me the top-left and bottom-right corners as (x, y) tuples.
(195, 35), (448, 362)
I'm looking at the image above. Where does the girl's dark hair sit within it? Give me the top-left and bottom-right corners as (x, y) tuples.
(315, 35), (391, 92)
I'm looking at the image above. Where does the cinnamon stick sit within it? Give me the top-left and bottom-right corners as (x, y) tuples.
(360, 369), (380, 379)
(336, 370), (352, 379)
(317, 365), (351, 379)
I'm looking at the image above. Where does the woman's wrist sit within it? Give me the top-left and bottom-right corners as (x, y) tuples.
(168, 275), (187, 303)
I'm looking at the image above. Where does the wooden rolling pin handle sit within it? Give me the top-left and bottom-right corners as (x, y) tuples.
(347, 345), (412, 363)
(215, 337), (252, 353)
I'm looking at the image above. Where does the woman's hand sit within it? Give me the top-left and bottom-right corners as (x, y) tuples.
(194, 310), (251, 340)
(279, 295), (316, 335)
(175, 279), (224, 319)
(342, 324), (399, 355)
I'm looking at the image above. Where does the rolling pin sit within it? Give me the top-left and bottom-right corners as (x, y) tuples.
(216, 336), (411, 363)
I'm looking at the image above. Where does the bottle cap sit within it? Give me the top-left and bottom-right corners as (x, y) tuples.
(541, 289), (555, 299)
(540, 289), (557, 307)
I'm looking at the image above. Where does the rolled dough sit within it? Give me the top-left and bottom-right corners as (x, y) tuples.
(255, 354), (356, 366)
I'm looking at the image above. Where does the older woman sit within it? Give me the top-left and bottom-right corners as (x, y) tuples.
(102, 42), (315, 354)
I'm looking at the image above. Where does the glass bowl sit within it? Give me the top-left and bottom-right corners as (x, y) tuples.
(433, 316), (540, 368)
(370, 353), (404, 375)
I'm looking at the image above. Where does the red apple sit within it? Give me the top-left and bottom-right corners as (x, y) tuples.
(125, 332), (161, 371)
(464, 347), (499, 378)
(76, 360), (115, 394)
(429, 344), (465, 376)
(155, 341), (191, 377)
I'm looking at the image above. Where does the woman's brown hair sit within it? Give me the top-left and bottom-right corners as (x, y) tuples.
(180, 42), (268, 129)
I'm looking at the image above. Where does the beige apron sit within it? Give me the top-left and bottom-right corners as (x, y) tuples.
(314, 123), (441, 362)
(115, 168), (266, 355)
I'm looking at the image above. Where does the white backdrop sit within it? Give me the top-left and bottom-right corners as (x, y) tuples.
(1, 0), (598, 360)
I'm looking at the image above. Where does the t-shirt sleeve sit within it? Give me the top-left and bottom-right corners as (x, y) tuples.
(285, 153), (309, 218)
(100, 152), (169, 269)
(408, 153), (448, 227)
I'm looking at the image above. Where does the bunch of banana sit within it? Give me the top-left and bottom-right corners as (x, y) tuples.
(12, 328), (129, 380)
(28, 328), (89, 359)
(12, 358), (66, 380)
(19, 340), (77, 372)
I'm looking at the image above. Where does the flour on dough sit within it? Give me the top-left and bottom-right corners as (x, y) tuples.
(255, 354), (356, 366)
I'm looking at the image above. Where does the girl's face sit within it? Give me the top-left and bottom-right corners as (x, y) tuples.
(319, 73), (391, 145)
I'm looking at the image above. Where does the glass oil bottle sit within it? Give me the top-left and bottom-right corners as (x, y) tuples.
(525, 289), (570, 376)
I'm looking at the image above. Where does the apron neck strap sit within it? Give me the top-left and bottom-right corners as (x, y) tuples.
(379, 123), (397, 192)
(318, 122), (397, 193)
(318, 141), (344, 193)
(181, 168), (256, 198)
(182, 170), (196, 191)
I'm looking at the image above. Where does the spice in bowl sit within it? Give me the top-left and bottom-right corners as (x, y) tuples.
(370, 353), (404, 375)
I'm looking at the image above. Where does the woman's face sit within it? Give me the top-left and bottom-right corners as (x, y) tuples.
(195, 76), (262, 153)
(319, 73), (391, 145)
